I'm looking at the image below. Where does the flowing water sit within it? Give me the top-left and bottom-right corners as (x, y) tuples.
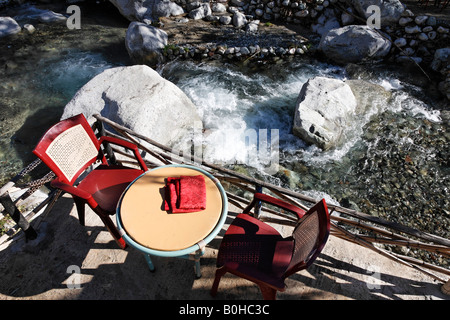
(160, 60), (449, 260)
(0, 3), (448, 265)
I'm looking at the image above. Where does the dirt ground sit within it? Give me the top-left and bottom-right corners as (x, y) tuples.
(159, 14), (315, 49)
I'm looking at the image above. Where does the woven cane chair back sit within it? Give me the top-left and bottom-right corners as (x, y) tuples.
(33, 114), (101, 185)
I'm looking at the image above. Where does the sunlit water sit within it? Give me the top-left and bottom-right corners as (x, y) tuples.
(160, 60), (449, 253)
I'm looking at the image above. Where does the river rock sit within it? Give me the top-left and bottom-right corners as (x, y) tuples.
(348, 0), (404, 26)
(405, 25), (421, 34)
(233, 11), (247, 28)
(13, 6), (67, 24)
(293, 77), (358, 150)
(220, 15), (232, 25)
(437, 26), (449, 34)
(394, 37), (407, 47)
(312, 16), (340, 36)
(398, 17), (412, 26)
(109, 0), (184, 22)
(246, 20), (259, 33)
(319, 25), (391, 64)
(189, 3), (212, 20)
(62, 65), (201, 148)
(0, 17), (21, 37)
(125, 22), (168, 66)
(414, 15), (428, 25)
(430, 47), (450, 73)
(211, 3), (227, 13)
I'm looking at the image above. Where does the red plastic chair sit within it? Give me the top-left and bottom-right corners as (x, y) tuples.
(33, 114), (148, 249)
(211, 193), (330, 300)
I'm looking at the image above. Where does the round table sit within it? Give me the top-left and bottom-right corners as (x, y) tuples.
(116, 164), (228, 277)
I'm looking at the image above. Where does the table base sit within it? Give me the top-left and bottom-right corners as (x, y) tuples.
(143, 247), (206, 278)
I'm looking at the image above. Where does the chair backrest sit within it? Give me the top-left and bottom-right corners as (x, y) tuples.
(285, 199), (330, 277)
(33, 114), (101, 185)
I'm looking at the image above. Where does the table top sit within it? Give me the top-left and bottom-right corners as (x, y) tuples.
(117, 165), (227, 253)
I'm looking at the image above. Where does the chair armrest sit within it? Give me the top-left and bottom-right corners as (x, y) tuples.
(99, 136), (148, 171)
(243, 192), (306, 219)
(50, 178), (97, 208)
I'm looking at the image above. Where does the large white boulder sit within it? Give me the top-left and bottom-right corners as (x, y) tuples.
(62, 65), (202, 147)
(293, 77), (358, 150)
(319, 25), (391, 64)
(125, 21), (168, 66)
(293, 76), (391, 150)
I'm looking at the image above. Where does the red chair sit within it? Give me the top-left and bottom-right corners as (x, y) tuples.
(211, 193), (330, 300)
(33, 114), (148, 249)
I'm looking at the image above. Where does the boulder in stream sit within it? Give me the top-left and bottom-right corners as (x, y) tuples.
(293, 77), (358, 150)
(62, 65), (202, 148)
(293, 76), (391, 150)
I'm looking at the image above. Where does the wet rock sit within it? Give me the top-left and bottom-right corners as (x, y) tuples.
(293, 77), (357, 150)
(319, 25), (391, 64)
(0, 17), (21, 38)
(211, 2), (226, 13)
(348, 0), (404, 26)
(246, 19), (259, 33)
(414, 15), (428, 25)
(430, 48), (450, 72)
(233, 11), (247, 28)
(13, 6), (67, 24)
(189, 3), (212, 20)
(23, 24), (35, 34)
(125, 21), (168, 66)
(405, 25), (421, 34)
(219, 15), (232, 25)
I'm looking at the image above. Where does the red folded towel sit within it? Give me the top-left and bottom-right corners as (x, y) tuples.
(164, 175), (206, 213)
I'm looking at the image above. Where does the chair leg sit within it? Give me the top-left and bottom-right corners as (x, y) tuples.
(73, 198), (86, 226)
(211, 267), (227, 297)
(258, 284), (277, 300)
(97, 213), (127, 249)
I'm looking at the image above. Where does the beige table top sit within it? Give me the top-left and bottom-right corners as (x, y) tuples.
(118, 166), (224, 252)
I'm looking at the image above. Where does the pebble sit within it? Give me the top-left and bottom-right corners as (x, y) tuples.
(418, 33), (428, 41)
(394, 38), (407, 47)
(399, 17), (413, 26)
(23, 24), (35, 34)
(437, 26), (449, 34)
(414, 15), (428, 25)
(405, 25), (421, 34)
